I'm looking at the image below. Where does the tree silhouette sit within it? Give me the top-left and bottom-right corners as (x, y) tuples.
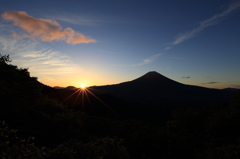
(0, 54), (11, 63)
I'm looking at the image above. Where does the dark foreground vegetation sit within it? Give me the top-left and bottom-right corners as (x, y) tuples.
(1, 54), (240, 159)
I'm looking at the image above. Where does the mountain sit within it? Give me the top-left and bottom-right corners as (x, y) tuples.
(90, 71), (229, 98)
(128, 71), (181, 85)
(222, 87), (240, 91)
(65, 86), (78, 90)
(87, 71), (235, 112)
(90, 71), (180, 95)
(53, 86), (65, 89)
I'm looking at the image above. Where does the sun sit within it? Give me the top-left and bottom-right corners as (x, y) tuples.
(80, 84), (86, 89)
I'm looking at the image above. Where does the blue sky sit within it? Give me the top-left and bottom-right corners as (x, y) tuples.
(0, 0), (240, 88)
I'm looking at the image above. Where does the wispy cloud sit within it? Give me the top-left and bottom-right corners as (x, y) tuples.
(164, 47), (172, 50)
(42, 10), (128, 26)
(202, 82), (219, 84)
(165, 1), (240, 49)
(48, 16), (97, 26)
(182, 76), (190, 79)
(133, 53), (162, 66)
(1, 11), (96, 45)
(45, 13), (105, 26)
(0, 27), (80, 82)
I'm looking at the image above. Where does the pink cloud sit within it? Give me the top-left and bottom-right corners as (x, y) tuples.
(2, 11), (96, 45)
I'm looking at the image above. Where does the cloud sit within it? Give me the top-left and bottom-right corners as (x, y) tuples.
(43, 10), (127, 26)
(166, 1), (240, 48)
(182, 76), (190, 79)
(164, 47), (172, 50)
(134, 53), (163, 66)
(1, 11), (96, 45)
(45, 14), (104, 26)
(202, 82), (219, 84)
(0, 28), (81, 82)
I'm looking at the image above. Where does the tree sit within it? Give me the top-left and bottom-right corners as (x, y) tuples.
(0, 54), (11, 64)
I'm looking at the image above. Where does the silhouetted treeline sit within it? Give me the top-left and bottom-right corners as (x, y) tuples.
(1, 54), (240, 159)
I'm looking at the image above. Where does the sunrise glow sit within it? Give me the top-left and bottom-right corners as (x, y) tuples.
(81, 84), (86, 89)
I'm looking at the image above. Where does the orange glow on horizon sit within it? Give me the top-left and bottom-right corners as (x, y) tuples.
(38, 68), (127, 88)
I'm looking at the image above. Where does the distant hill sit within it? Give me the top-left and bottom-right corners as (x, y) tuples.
(222, 87), (240, 91)
(53, 86), (65, 89)
(65, 86), (78, 90)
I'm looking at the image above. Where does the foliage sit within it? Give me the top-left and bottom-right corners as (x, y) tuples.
(0, 121), (44, 159)
(45, 137), (129, 159)
(166, 92), (240, 158)
(0, 54), (11, 64)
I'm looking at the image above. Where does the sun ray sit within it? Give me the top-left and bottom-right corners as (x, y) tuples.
(87, 87), (101, 92)
(62, 89), (81, 102)
(73, 88), (82, 106)
(84, 90), (93, 109)
(86, 89), (120, 117)
(81, 88), (85, 111)
(60, 86), (120, 117)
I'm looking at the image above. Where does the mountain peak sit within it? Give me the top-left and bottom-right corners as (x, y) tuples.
(146, 71), (158, 74)
(125, 71), (184, 87)
(135, 71), (170, 82)
(143, 71), (160, 76)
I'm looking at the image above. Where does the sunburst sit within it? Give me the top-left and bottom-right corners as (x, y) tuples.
(80, 84), (86, 89)
(61, 86), (120, 117)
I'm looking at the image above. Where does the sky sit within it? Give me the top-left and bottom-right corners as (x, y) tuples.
(0, 0), (240, 89)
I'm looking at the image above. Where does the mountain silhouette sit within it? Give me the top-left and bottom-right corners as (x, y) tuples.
(130, 71), (180, 85)
(90, 71), (233, 103)
(91, 71), (182, 94)
(53, 86), (65, 89)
